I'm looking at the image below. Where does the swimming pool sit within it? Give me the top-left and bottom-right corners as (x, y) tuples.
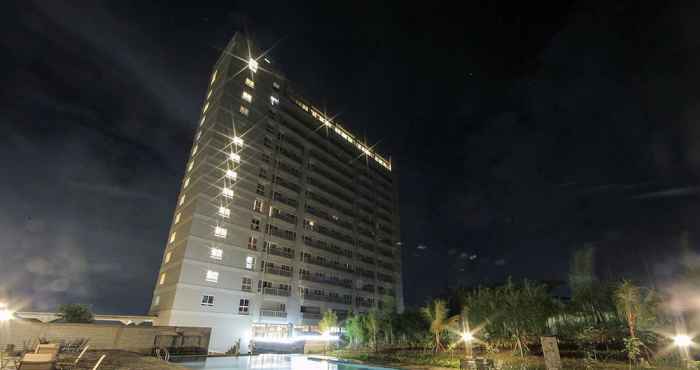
(175, 354), (400, 370)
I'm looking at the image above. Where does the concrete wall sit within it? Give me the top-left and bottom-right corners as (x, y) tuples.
(1, 319), (210, 354)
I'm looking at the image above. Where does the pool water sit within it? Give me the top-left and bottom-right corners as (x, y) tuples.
(175, 354), (400, 370)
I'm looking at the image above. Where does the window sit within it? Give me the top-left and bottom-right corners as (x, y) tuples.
(210, 70), (218, 84)
(169, 232), (177, 243)
(174, 212), (181, 224)
(239, 299), (250, 314)
(250, 218), (261, 231)
(206, 89), (212, 100)
(273, 81), (280, 90)
(242, 91), (253, 103)
(256, 184), (265, 195)
(261, 152), (271, 163)
(191, 144), (198, 156)
(245, 256), (255, 270)
(263, 137), (272, 148)
(245, 78), (255, 88)
(253, 199), (264, 213)
(239, 105), (249, 116)
(270, 95), (279, 106)
(178, 194), (186, 206)
(233, 136), (244, 146)
(195, 131), (202, 141)
(183, 177), (190, 188)
(201, 294), (215, 306)
(242, 277), (252, 291)
(214, 226), (227, 238)
(206, 270), (219, 283)
(203, 102), (210, 113)
(218, 206), (230, 218)
(303, 219), (314, 230)
(159, 273), (166, 285)
(164, 251), (172, 264)
(210, 247), (223, 260)
(222, 187), (234, 198)
(258, 167), (267, 179)
(225, 170), (237, 180)
(247, 236), (257, 250)
(199, 115), (206, 126)
(187, 161), (194, 172)
(230, 152), (241, 163)
(153, 295), (160, 306)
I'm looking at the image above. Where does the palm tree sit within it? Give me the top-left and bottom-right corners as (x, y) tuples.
(421, 299), (459, 352)
(614, 280), (641, 339)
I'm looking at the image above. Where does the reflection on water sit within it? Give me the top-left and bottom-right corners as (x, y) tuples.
(176, 354), (398, 370)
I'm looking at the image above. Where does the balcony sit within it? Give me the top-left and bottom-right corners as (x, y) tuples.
(266, 246), (295, 259)
(360, 285), (375, 293)
(309, 150), (354, 180)
(301, 312), (322, 320)
(263, 265), (293, 277)
(377, 261), (394, 272)
(313, 224), (354, 245)
(263, 287), (291, 297)
(305, 205), (353, 230)
(260, 310), (288, 318)
(357, 240), (374, 252)
(357, 254), (375, 265)
(355, 300), (374, 308)
(307, 176), (353, 205)
(273, 192), (298, 208)
(267, 226), (296, 241)
(300, 273), (353, 289)
(277, 161), (301, 178)
(308, 163), (353, 193)
(272, 211), (297, 225)
(302, 255), (354, 274)
(356, 227), (374, 239)
(356, 268), (375, 279)
(377, 248), (393, 258)
(302, 292), (351, 304)
(277, 145), (302, 163)
(377, 273), (394, 283)
(303, 236), (353, 258)
(274, 176), (300, 193)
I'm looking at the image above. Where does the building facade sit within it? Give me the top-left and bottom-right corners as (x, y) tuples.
(149, 34), (402, 353)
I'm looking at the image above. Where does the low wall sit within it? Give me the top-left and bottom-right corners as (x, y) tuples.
(0, 319), (211, 354)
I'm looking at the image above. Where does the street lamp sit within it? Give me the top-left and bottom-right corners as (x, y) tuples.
(0, 303), (12, 322)
(462, 331), (474, 358)
(673, 334), (693, 368)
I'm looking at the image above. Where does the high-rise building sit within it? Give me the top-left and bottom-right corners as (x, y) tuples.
(149, 34), (402, 353)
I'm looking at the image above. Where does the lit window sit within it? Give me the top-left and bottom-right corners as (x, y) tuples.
(233, 136), (244, 146)
(218, 206), (231, 218)
(214, 226), (228, 238)
(222, 187), (234, 198)
(206, 270), (219, 283)
(242, 277), (252, 291)
(230, 153), (241, 163)
(174, 212), (181, 224)
(192, 144), (198, 155)
(273, 81), (280, 90)
(248, 236), (257, 250)
(242, 91), (253, 103)
(199, 116), (206, 126)
(226, 170), (237, 180)
(245, 256), (255, 270)
(210, 247), (223, 260)
(187, 161), (194, 172)
(201, 294), (214, 306)
(169, 232), (177, 243)
(264, 57), (271, 64)
(248, 58), (258, 73)
(178, 194), (186, 206)
(203, 102), (210, 112)
(253, 199), (264, 213)
(153, 295), (160, 306)
(159, 273), (166, 285)
(239, 105), (249, 116)
(245, 78), (255, 88)
(196, 131), (202, 141)
(270, 96), (279, 106)
(183, 177), (190, 188)
(210, 70), (218, 85)
(164, 251), (172, 264)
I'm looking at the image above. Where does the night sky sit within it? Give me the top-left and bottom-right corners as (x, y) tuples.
(3, 1), (700, 314)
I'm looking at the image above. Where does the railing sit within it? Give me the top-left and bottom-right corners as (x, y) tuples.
(357, 240), (375, 252)
(301, 312), (322, 320)
(300, 273), (353, 288)
(377, 248), (393, 258)
(303, 236), (353, 258)
(306, 191), (354, 217)
(277, 145), (302, 163)
(355, 300), (374, 308)
(267, 227), (296, 241)
(377, 273), (394, 283)
(356, 268), (375, 279)
(307, 176), (353, 204)
(302, 292), (351, 304)
(277, 161), (301, 178)
(273, 192), (299, 208)
(263, 265), (293, 277)
(302, 256), (354, 273)
(305, 204), (353, 230)
(357, 227), (374, 239)
(274, 176), (301, 193)
(263, 287), (291, 297)
(266, 246), (295, 259)
(314, 224), (354, 245)
(309, 150), (354, 180)
(308, 163), (354, 193)
(377, 261), (394, 272)
(272, 211), (297, 225)
(357, 254), (375, 265)
(260, 310), (288, 318)
(360, 285), (375, 293)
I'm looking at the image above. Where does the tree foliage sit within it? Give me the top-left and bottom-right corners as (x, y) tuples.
(58, 304), (94, 323)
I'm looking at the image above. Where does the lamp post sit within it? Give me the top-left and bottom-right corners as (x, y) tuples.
(673, 334), (693, 368)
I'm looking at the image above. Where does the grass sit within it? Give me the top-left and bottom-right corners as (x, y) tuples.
(329, 348), (692, 370)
